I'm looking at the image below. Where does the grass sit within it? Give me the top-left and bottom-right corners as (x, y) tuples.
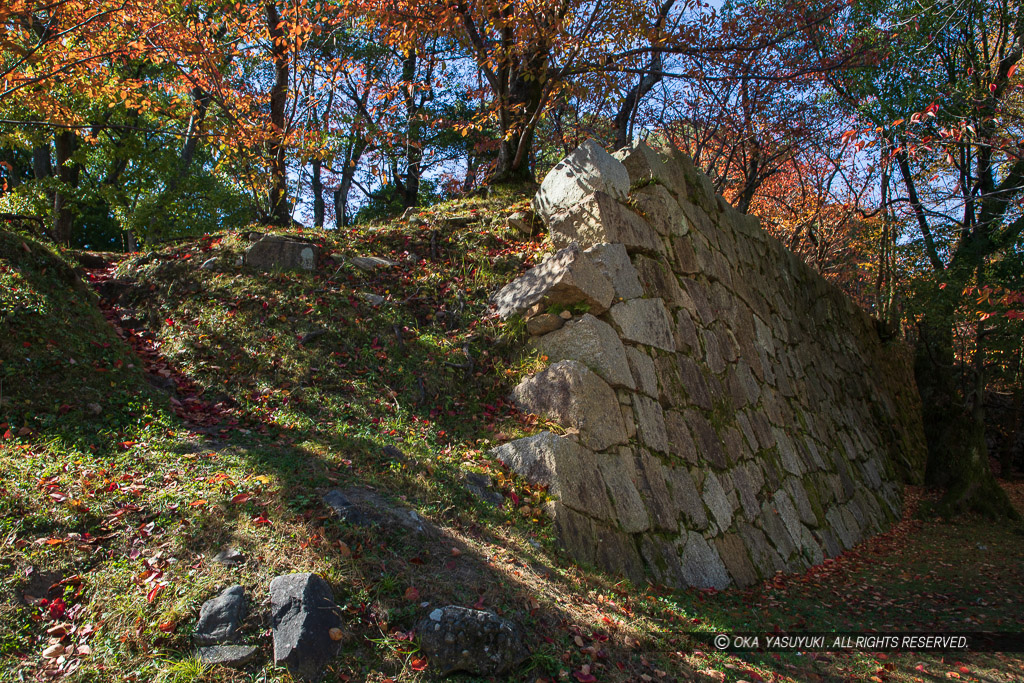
(2, 198), (1024, 683)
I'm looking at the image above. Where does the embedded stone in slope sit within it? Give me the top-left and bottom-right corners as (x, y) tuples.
(197, 645), (258, 668)
(491, 243), (614, 319)
(270, 573), (343, 681)
(417, 606), (529, 676)
(245, 236), (319, 272)
(349, 256), (396, 272)
(511, 360), (627, 452)
(194, 585), (246, 645)
(532, 139), (630, 221)
(532, 314), (635, 389)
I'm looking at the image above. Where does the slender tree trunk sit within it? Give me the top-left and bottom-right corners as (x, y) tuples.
(312, 159), (324, 228)
(178, 87), (210, 184)
(401, 49), (423, 209)
(266, 2), (291, 226)
(52, 131), (79, 245)
(613, 55), (663, 151)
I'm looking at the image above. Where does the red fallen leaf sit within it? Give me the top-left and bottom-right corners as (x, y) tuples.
(158, 621), (176, 632)
(230, 492), (251, 504)
(189, 500), (207, 507)
(473, 594), (485, 609)
(252, 514), (272, 526)
(573, 672), (597, 682)
(146, 585), (163, 603)
(403, 586), (420, 602)
(408, 557), (424, 565)
(958, 667), (970, 674)
(48, 598), (67, 620)
(410, 657), (427, 671)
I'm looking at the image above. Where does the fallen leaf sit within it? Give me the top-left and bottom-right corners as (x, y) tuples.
(403, 586), (420, 602)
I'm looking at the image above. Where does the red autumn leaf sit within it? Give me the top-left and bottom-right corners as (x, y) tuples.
(573, 672), (597, 682)
(47, 598), (66, 620)
(146, 585), (163, 603)
(403, 586), (420, 602)
(189, 499), (207, 507)
(231, 492), (252, 504)
(409, 657), (427, 671)
(158, 621), (176, 632)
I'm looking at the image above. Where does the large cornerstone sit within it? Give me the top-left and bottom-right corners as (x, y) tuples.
(491, 140), (927, 590)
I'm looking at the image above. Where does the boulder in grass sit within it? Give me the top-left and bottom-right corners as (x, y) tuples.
(270, 573), (343, 681)
(194, 585), (246, 645)
(245, 236), (319, 272)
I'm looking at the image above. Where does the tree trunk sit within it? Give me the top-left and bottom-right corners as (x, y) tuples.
(308, 159), (323, 228)
(401, 49), (423, 209)
(32, 144), (53, 179)
(491, 72), (544, 184)
(52, 131), (80, 245)
(266, 2), (291, 226)
(493, 127), (535, 184)
(613, 55), (662, 151)
(915, 307), (1017, 518)
(177, 87), (210, 187)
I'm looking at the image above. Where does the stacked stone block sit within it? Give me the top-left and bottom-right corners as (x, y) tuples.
(491, 140), (927, 590)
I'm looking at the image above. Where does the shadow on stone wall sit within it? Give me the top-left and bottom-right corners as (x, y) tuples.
(489, 139), (927, 590)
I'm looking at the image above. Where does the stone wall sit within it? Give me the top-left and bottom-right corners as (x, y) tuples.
(491, 140), (927, 589)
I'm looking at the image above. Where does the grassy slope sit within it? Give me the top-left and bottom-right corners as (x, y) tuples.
(1, 199), (1023, 683)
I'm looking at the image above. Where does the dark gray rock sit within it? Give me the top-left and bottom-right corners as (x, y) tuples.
(194, 585), (246, 645)
(350, 256), (397, 272)
(197, 645), (258, 668)
(245, 236), (319, 272)
(464, 472), (504, 506)
(323, 490), (366, 526)
(270, 573), (343, 681)
(417, 606), (529, 676)
(212, 547), (245, 566)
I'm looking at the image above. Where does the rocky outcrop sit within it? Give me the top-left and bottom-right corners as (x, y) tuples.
(493, 140), (927, 590)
